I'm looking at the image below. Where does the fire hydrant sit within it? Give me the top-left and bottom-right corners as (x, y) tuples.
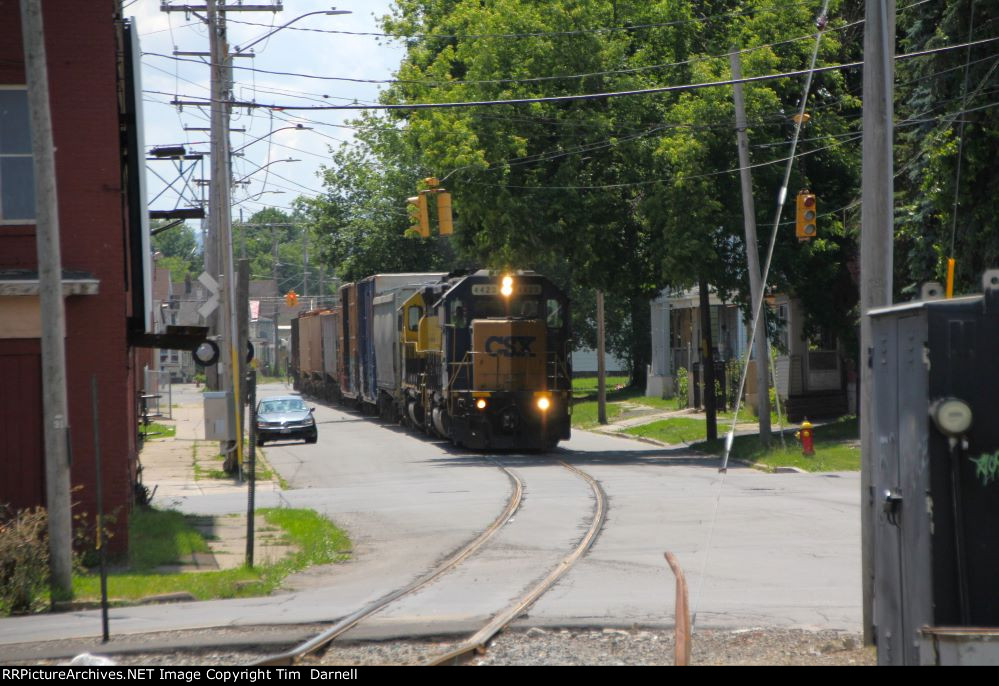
(796, 419), (815, 456)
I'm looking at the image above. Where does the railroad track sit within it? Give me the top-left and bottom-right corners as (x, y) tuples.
(252, 457), (607, 667)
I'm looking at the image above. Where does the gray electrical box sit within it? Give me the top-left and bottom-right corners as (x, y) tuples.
(203, 391), (233, 441)
(869, 272), (999, 665)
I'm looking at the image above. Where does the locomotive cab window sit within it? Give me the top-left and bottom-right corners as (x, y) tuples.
(547, 299), (563, 329)
(450, 300), (467, 327)
(407, 305), (423, 332)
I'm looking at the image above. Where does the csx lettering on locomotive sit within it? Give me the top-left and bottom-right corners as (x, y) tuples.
(484, 335), (536, 358)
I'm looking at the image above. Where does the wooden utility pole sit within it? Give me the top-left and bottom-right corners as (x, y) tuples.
(20, 0), (73, 597)
(860, 0), (895, 646)
(698, 277), (718, 441)
(20, 0), (73, 598)
(730, 51), (771, 447)
(597, 290), (607, 424)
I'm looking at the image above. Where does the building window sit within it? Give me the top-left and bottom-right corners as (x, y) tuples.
(0, 88), (35, 222)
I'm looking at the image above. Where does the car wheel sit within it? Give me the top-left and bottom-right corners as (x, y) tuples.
(305, 433), (318, 444)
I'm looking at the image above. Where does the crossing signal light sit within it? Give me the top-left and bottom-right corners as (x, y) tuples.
(796, 190), (817, 241)
(406, 193), (430, 238)
(285, 290), (298, 307)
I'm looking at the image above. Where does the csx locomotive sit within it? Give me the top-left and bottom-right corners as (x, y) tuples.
(292, 270), (572, 450)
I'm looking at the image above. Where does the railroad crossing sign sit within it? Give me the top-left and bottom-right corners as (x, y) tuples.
(198, 271), (220, 319)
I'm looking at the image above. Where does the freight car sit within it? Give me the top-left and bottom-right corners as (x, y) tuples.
(293, 269), (572, 451)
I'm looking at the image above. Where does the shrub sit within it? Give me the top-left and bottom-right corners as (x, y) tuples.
(675, 367), (689, 410)
(0, 506), (49, 614)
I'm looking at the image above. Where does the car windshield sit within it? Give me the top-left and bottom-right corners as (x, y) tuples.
(259, 398), (306, 414)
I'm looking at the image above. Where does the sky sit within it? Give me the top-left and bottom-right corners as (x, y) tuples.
(130, 0), (401, 224)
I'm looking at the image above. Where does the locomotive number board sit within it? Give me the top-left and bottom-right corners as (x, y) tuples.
(472, 284), (543, 296)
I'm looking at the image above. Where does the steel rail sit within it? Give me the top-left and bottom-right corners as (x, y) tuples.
(252, 460), (524, 666)
(425, 459), (608, 666)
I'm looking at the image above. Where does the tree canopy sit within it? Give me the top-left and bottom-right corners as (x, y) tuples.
(288, 0), (998, 378)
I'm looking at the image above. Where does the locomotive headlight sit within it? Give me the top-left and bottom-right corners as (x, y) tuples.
(476, 398), (488, 410)
(501, 275), (514, 297)
(537, 397), (551, 411)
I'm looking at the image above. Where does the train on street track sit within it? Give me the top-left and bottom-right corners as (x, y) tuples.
(290, 269), (572, 450)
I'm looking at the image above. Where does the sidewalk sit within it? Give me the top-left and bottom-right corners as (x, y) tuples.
(138, 395), (289, 572)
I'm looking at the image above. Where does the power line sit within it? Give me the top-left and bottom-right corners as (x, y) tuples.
(224, 0), (823, 41)
(166, 36), (999, 111)
(143, 18), (862, 88)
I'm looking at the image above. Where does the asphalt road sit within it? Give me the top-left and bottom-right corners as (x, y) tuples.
(0, 382), (861, 648)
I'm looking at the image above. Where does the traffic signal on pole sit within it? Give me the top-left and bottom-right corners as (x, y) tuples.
(285, 290), (298, 307)
(407, 193), (430, 238)
(796, 190), (817, 240)
(437, 191), (453, 236)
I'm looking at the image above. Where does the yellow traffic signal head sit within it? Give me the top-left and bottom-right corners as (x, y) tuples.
(406, 193), (430, 238)
(437, 191), (453, 236)
(796, 190), (817, 241)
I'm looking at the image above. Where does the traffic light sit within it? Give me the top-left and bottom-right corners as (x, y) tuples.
(285, 290), (298, 308)
(406, 193), (430, 238)
(437, 191), (453, 236)
(796, 190), (817, 241)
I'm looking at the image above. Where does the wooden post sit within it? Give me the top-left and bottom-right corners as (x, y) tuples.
(665, 552), (691, 666)
(20, 0), (74, 598)
(597, 290), (607, 424)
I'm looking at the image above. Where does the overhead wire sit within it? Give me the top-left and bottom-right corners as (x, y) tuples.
(156, 36), (999, 111)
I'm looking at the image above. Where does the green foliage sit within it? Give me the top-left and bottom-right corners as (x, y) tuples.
(73, 507), (351, 603)
(151, 220), (201, 284)
(290, 0), (999, 378)
(626, 417), (721, 445)
(693, 416), (860, 472)
(675, 366), (689, 409)
(895, 0), (999, 297)
(232, 207), (318, 297)
(0, 506), (49, 614)
(128, 507), (210, 571)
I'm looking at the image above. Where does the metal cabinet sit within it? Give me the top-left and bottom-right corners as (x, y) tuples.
(869, 276), (999, 665)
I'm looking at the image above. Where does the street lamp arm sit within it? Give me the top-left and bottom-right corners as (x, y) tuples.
(234, 8), (351, 55)
(233, 158), (301, 186)
(231, 125), (312, 155)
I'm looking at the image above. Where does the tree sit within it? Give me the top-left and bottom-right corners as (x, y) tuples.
(301, 124), (456, 283)
(151, 220), (201, 284)
(895, 0), (999, 297)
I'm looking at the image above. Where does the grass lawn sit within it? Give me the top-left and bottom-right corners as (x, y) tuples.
(571, 378), (686, 429)
(142, 421), (176, 440)
(72, 507), (350, 603)
(192, 440), (279, 484)
(690, 416), (860, 472)
(572, 375), (630, 394)
(571, 399), (625, 429)
(625, 417), (723, 444)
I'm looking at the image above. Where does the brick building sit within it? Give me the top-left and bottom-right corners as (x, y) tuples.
(0, 1), (151, 551)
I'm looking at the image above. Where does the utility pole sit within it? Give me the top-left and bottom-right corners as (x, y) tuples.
(699, 277), (718, 441)
(206, 0), (242, 474)
(163, 0), (283, 472)
(302, 225), (308, 300)
(272, 227), (280, 375)
(730, 51), (772, 446)
(20, 0), (73, 598)
(860, 0), (895, 646)
(597, 290), (607, 424)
